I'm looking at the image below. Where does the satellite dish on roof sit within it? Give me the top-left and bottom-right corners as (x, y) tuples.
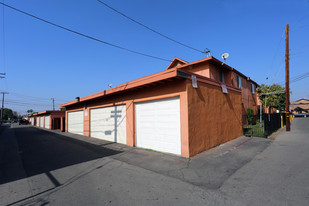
(221, 53), (229, 60)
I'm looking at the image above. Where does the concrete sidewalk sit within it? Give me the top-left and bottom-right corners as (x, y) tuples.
(30, 124), (272, 190)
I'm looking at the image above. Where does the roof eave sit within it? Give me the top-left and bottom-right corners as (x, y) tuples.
(60, 68), (180, 107)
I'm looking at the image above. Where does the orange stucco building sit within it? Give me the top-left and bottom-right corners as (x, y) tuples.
(166, 57), (259, 116)
(60, 56), (258, 157)
(32, 111), (65, 131)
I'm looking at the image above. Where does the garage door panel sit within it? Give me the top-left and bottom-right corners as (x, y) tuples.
(40, 117), (44, 128)
(68, 111), (84, 135)
(90, 105), (126, 144)
(135, 97), (181, 155)
(44, 116), (50, 129)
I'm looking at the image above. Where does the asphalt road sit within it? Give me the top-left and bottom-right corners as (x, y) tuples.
(0, 118), (308, 205)
(220, 117), (309, 205)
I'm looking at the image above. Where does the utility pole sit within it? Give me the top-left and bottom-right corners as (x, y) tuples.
(51, 98), (55, 111)
(0, 92), (9, 122)
(285, 24), (290, 131)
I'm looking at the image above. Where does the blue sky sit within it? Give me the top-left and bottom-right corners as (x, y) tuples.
(0, 0), (308, 114)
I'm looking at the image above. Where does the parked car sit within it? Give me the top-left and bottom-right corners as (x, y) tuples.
(294, 113), (308, 118)
(19, 119), (29, 125)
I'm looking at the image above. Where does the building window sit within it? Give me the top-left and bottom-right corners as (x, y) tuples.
(219, 71), (225, 83)
(251, 83), (255, 94)
(237, 75), (242, 88)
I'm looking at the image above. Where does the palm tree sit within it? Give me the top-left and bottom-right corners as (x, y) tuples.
(27, 109), (34, 114)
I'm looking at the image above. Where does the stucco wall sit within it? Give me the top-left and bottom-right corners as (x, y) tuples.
(64, 77), (244, 158)
(65, 79), (190, 157)
(241, 78), (258, 115)
(232, 73), (258, 116)
(35, 112), (65, 130)
(50, 112), (65, 130)
(187, 80), (243, 157)
(186, 62), (210, 77)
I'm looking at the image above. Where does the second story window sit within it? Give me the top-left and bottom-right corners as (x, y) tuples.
(237, 75), (242, 88)
(219, 71), (225, 83)
(251, 83), (255, 94)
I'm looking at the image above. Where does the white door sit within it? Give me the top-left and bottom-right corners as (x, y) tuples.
(90, 105), (126, 144)
(36, 118), (39, 126)
(44, 116), (50, 129)
(40, 117), (44, 127)
(68, 111), (84, 135)
(135, 97), (181, 155)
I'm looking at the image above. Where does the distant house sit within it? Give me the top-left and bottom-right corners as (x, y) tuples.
(60, 56), (258, 157)
(291, 99), (309, 114)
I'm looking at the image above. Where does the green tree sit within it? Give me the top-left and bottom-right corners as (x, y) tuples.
(3, 108), (14, 120)
(257, 84), (287, 111)
(247, 108), (254, 124)
(27, 109), (34, 114)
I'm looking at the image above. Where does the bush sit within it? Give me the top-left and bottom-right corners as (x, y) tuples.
(247, 108), (254, 124)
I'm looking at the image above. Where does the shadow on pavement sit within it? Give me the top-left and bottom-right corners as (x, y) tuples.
(0, 126), (122, 185)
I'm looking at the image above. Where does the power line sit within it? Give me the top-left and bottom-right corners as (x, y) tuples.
(291, 13), (309, 28)
(5, 103), (49, 108)
(5, 100), (53, 107)
(97, 0), (205, 53)
(0, 2), (172, 62)
(4, 102), (48, 107)
(271, 58), (285, 85)
(9, 93), (51, 101)
(4, 91), (71, 102)
(290, 73), (309, 84)
(5, 99), (50, 105)
(276, 72), (309, 85)
(266, 29), (285, 84)
(4, 101), (58, 112)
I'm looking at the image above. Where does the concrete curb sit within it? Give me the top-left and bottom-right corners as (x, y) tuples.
(267, 126), (286, 140)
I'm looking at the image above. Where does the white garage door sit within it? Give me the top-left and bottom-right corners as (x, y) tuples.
(68, 111), (84, 135)
(90, 105), (126, 144)
(44, 116), (50, 129)
(36, 118), (39, 126)
(40, 117), (44, 127)
(135, 97), (181, 155)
